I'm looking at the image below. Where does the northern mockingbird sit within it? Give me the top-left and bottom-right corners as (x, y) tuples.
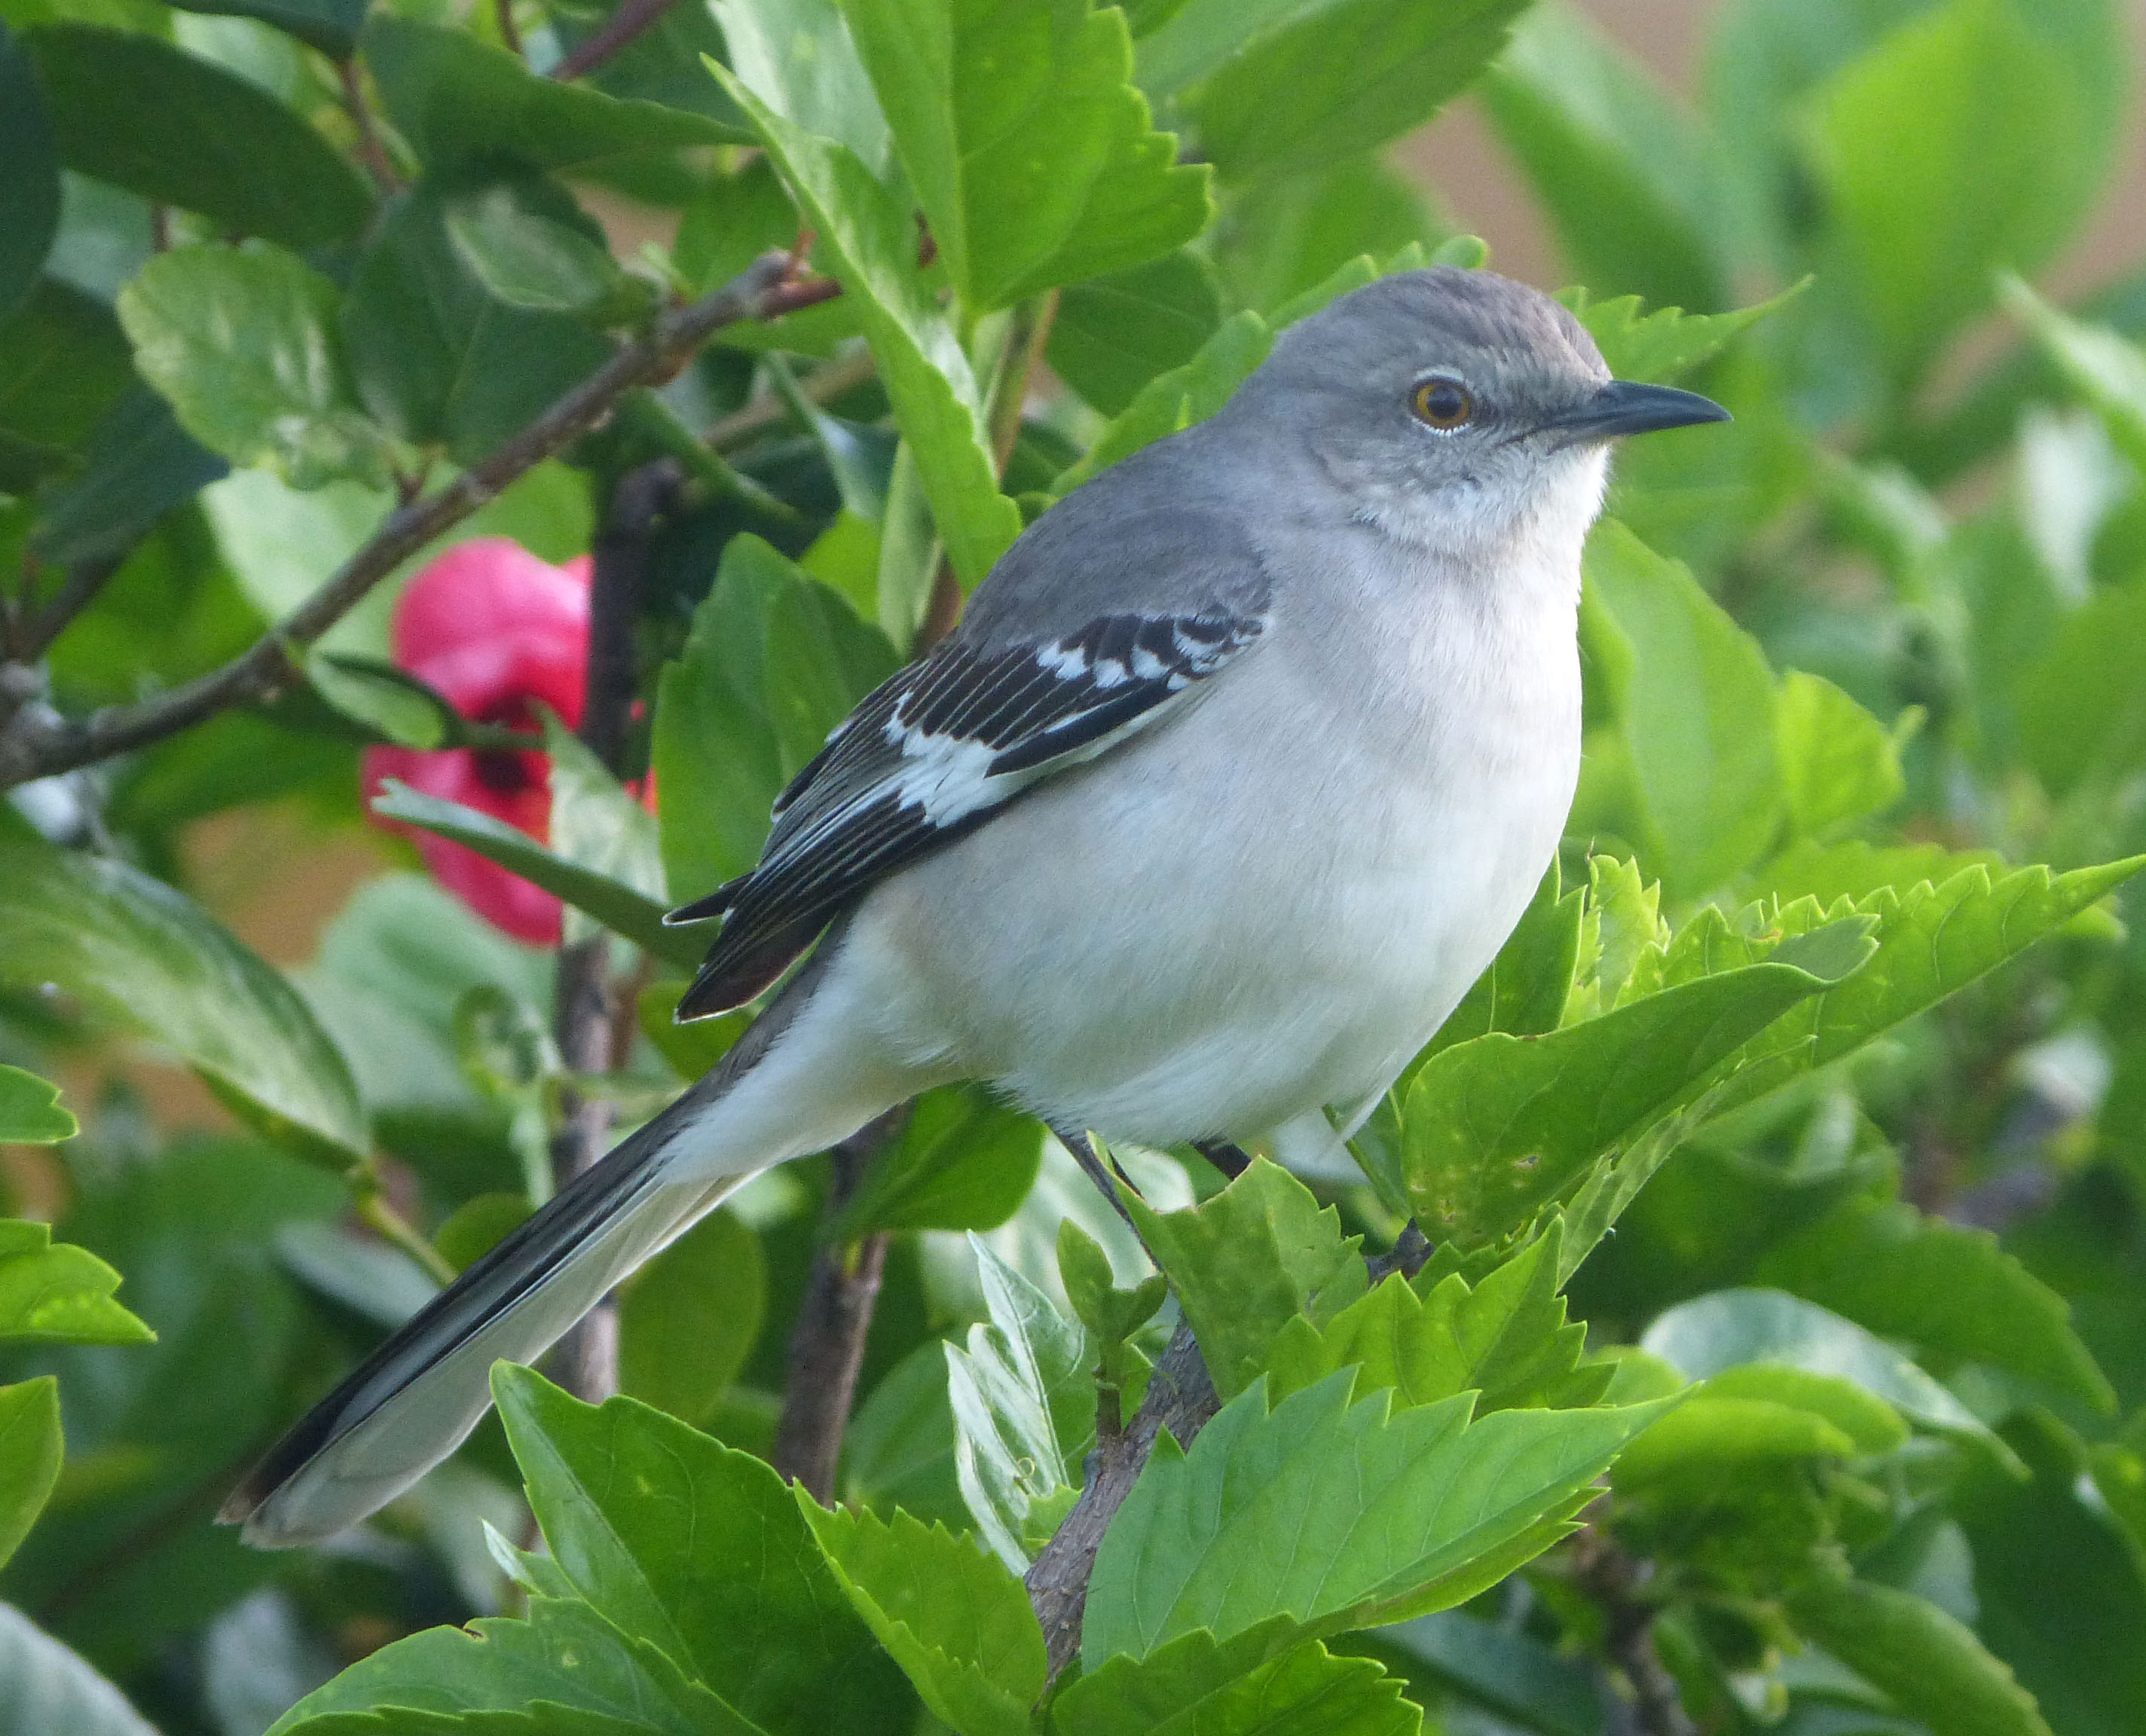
(227, 266), (1728, 1545)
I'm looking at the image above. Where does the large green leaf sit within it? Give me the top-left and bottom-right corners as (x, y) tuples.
(1787, 1573), (2053, 1736)
(708, 0), (887, 170)
(1083, 1371), (1670, 1664)
(26, 26), (372, 250)
(27, 383), (228, 570)
(0, 20), (59, 322)
(799, 1502), (1044, 1736)
(0, 1604), (156, 1736)
(0, 278), (139, 484)
(1559, 280), (1807, 384)
(1047, 249), (1223, 416)
(167, 0), (366, 54)
(1399, 921), (1872, 1249)
(616, 1210), (765, 1428)
(118, 243), (391, 492)
(342, 179), (613, 467)
(1121, 1159), (1364, 1399)
(0, 1219), (154, 1345)
(1050, 307), (1272, 497)
(844, 0), (1210, 310)
(491, 1367), (911, 1736)
(2017, 574), (2146, 798)
(1137, 0), (1530, 182)
(0, 841), (368, 1165)
(1483, 3), (1728, 312)
(0, 1065), (73, 1143)
(1582, 518), (1783, 895)
(1054, 1629), (1422, 1736)
(370, 780), (701, 970)
(833, 1085), (1044, 1238)
(1773, 667), (1905, 839)
(0, 1378), (62, 1575)
(711, 69), (1023, 589)
(1754, 1197), (2112, 1411)
(541, 712), (666, 941)
(268, 1594), (761, 1735)
(363, 16), (738, 173)
(944, 1236), (1093, 1569)
(1210, 156), (1444, 317)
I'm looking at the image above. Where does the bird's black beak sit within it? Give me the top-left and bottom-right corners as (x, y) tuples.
(1547, 379), (1731, 443)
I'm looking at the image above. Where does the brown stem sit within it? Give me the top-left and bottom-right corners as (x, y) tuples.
(552, 0), (680, 81)
(494, 0), (524, 60)
(1572, 1529), (1700, 1736)
(546, 458), (679, 1403)
(17, 553), (124, 664)
(0, 253), (820, 792)
(338, 58), (400, 194)
(770, 1109), (906, 1501)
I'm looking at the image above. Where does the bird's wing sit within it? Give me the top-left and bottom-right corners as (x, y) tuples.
(668, 607), (1268, 1017)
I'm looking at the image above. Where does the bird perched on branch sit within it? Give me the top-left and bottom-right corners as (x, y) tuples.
(225, 266), (1727, 1546)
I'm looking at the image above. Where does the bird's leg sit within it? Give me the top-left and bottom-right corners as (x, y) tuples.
(1192, 1139), (1252, 1181)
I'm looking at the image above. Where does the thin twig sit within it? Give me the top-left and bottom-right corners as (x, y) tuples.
(1572, 1528), (1700, 1736)
(552, 0), (681, 81)
(770, 1108), (907, 1501)
(705, 349), (879, 452)
(338, 58), (401, 194)
(17, 554), (124, 665)
(0, 253), (823, 792)
(353, 1174), (457, 1288)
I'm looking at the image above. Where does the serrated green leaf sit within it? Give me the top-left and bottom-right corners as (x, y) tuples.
(490, 1367), (909, 1736)
(1057, 1218), (1166, 1399)
(371, 780), (699, 970)
(1048, 249), (1223, 415)
(267, 1595), (763, 1736)
(1400, 926), (1869, 1248)
(944, 1235), (1093, 1570)
(798, 1502), (1044, 1736)
(1417, 859), (1583, 1067)
(1054, 1628), (1421, 1736)
(118, 243), (390, 491)
(0, 22), (59, 323)
(27, 24), (373, 249)
(835, 1086), (1044, 1239)
(1754, 1197), (2112, 1412)
(1561, 280), (1808, 384)
(1775, 667), (1906, 838)
(1083, 1371), (1670, 1664)
(0, 1377), (62, 1572)
(711, 68), (1021, 589)
(0, 1218), (154, 1345)
(617, 1210), (764, 1428)
(0, 1065), (74, 1144)
(0, 839), (368, 1165)
(1122, 1158), (1365, 1398)
(1787, 1573), (2053, 1736)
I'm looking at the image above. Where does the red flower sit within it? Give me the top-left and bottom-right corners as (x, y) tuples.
(363, 539), (592, 947)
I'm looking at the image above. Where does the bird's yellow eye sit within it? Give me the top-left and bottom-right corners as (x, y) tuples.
(1411, 377), (1474, 430)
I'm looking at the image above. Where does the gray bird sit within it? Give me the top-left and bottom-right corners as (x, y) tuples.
(225, 266), (1727, 1546)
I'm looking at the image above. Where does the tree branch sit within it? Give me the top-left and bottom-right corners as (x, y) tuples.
(0, 253), (821, 793)
(552, 0), (681, 81)
(770, 1108), (906, 1502)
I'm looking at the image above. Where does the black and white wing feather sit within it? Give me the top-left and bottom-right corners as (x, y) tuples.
(668, 609), (1267, 1018)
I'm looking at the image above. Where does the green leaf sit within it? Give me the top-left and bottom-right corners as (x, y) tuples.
(1054, 1630), (1422, 1736)
(1377, 1610), (1601, 1736)
(1640, 1288), (2013, 1463)
(1483, 2), (1728, 313)
(1787, 1574), (2053, 1736)
(617, 1210), (764, 1428)
(0, 840), (369, 1165)
(1582, 518), (1782, 894)
(0, 1218), (154, 1344)
(1611, 1393), (1855, 1490)
(1802, 0), (2118, 379)
(1265, 1223), (1594, 1414)
(1122, 1158), (1365, 1399)
(1559, 280), (1808, 384)
(2001, 276), (2146, 474)
(1400, 924), (1871, 1249)
(1701, 1363), (1906, 1453)
(708, 68), (1023, 589)
(1417, 858), (1584, 1065)
(844, 0), (1210, 310)
(371, 780), (701, 970)
(306, 649), (454, 750)
(0, 279), (145, 484)
(798, 1502), (1044, 1736)
(118, 243), (390, 492)
(540, 711), (667, 942)
(1775, 667), (1905, 838)
(26, 25), (373, 249)
(708, 0), (887, 170)
(343, 179), (613, 467)
(1083, 1371), (1671, 1664)
(834, 1086), (1044, 1238)
(1051, 307), (1272, 496)
(761, 568), (903, 773)
(491, 1366), (911, 1736)
(2018, 573), (2146, 797)
(444, 184), (628, 317)
(0, 1604), (156, 1736)
(1048, 249), (1223, 416)
(1753, 1197), (2113, 1412)
(1057, 1218), (1167, 1397)
(944, 1234), (1093, 1570)
(0, 21), (59, 322)
(0, 1378), (63, 1573)
(0, 1065), (73, 1143)
(1211, 156), (1444, 317)
(364, 16), (737, 174)
(1139, 0), (1530, 182)
(269, 1594), (762, 1735)
(167, 0), (366, 55)
(28, 382), (228, 570)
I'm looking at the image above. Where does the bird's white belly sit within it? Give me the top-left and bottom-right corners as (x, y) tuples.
(839, 599), (1581, 1148)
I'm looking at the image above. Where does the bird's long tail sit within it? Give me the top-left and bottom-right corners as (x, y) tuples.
(222, 943), (898, 1548)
